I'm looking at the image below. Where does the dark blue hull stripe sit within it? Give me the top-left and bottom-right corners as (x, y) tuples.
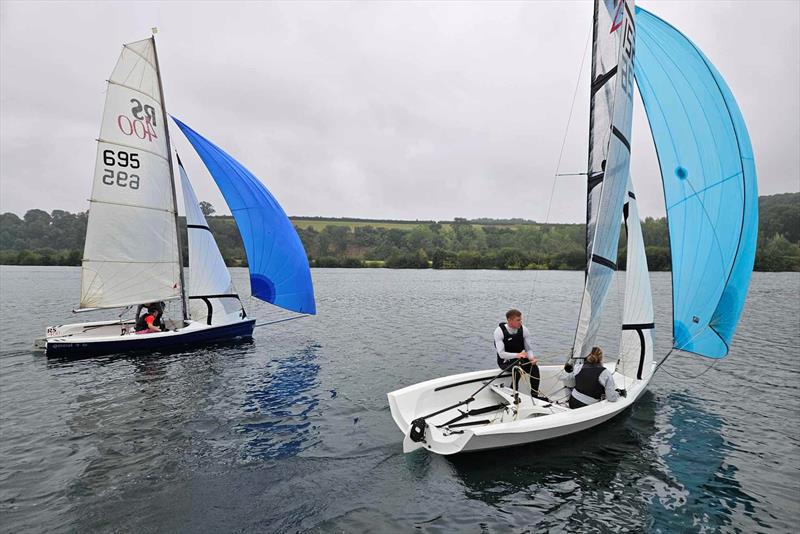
(46, 320), (256, 358)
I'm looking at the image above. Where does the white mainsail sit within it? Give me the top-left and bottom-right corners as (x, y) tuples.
(178, 158), (242, 324)
(586, 0), (626, 264)
(80, 38), (181, 309)
(618, 177), (654, 380)
(572, 0), (636, 359)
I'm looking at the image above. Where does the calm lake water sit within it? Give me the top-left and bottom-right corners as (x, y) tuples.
(1, 266), (798, 533)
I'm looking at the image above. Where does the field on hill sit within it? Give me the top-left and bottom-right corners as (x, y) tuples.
(290, 218), (429, 231)
(289, 217), (538, 232)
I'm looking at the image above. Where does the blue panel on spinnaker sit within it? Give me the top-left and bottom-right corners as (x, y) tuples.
(172, 117), (316, 315)
(634, 7), (757, 358)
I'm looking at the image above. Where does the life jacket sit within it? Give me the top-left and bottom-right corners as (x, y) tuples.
(496, 322), (525, 368)
(135, 312), (161, 332)
(574, 363), (605, 400)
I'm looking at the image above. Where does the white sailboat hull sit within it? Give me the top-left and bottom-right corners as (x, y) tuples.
(388, 363), (654, 455)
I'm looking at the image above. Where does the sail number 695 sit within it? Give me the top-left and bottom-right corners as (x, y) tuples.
(102, 149), (140, 189)
(102, 169), (139, 189)
(103, 149), (140, 168)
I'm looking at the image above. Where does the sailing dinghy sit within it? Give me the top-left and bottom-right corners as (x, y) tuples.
(388, 1), (758, 455)
(37, 37), (315, 358)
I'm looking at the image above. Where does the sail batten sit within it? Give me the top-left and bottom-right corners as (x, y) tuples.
(107, 80), (162, 103)
(87, 199), (174, 213)
(121, 45), (158, 70)
(634, 7), (757, 358)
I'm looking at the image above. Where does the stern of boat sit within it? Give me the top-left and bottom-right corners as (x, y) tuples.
(387, 369), (499, 436)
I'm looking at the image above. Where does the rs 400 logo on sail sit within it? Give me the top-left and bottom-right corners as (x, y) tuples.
(117, 98), (159, 142)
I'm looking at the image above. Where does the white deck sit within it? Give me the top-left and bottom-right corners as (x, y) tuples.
(36, 312), (251, 351)
(388, 363), (654, 455)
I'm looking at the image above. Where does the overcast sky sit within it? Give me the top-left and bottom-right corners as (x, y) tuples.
(1, 0), (798, 222)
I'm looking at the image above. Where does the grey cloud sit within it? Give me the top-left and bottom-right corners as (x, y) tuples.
(2, 0), (797, 222)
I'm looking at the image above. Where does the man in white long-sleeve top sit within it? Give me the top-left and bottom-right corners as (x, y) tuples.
(563, 346), (621, 409)
(493, 309), (543, 399)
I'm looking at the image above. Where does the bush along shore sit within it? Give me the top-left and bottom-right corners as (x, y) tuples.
(1, 193), (798, 271)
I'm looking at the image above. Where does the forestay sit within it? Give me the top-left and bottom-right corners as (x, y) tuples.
(80, 38), (181, 309)
(573, 0), (636, 360)
(172, 117), (316, 315)
(178, 156), (242, 324)
(634, 7), (758, 358)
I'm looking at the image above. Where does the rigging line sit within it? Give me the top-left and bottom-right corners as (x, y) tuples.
(656, 326), (705, 371)
(654, 319), (722, 379)
(617, 176), (632, 393)
(526, 26), (593, 321)
(655, 348), (674, 371)
(618, 284), (628, 396)
(253, 314), (310, 328)
(659, 358), (718, 381)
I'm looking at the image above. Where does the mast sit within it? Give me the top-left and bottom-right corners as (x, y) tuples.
(151, 34), (188, 322)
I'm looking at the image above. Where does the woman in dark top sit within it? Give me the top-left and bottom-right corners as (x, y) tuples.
(564, 347), (620, 409)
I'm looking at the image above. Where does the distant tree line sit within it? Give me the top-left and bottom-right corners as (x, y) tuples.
(1, 193), (798, 271)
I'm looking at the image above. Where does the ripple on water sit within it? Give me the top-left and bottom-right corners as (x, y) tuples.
(0, 268), (798, 532)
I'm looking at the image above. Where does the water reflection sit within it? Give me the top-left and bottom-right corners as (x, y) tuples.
(239, 343), (322, 460)
(43, 337), (255, 366)
(649, 393), (760, 533)
(55, 343), (260, 532)
(60, 348), (233, 500)
(438, 393), (661, 530)
(449, 394), (657, 486)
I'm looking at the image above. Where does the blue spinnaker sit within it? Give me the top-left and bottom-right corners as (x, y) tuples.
(173, 117), (316, 315)
(634, 7), (757, 358)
